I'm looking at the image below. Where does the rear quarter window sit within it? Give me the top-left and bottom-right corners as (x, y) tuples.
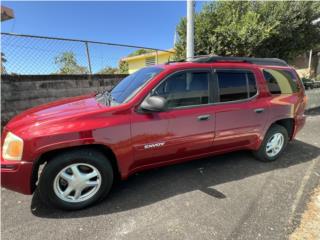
(263, 69), (299, 94)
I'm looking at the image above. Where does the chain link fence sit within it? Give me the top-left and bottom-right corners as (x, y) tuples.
(1, 32), (173, 75)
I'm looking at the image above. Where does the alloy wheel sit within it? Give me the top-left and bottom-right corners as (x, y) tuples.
(53, 163), (102, 203)
(266, 133), (284, 157)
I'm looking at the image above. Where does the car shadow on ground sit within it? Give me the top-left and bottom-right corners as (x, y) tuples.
(31, 139), (320, 219)
(305, 107), (320, 116)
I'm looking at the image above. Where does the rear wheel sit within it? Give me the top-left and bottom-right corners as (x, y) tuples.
(253, 124), (289, 162)
(38, 149), (113, 210)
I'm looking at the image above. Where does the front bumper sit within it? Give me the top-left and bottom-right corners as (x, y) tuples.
(1, 159), (34, 195)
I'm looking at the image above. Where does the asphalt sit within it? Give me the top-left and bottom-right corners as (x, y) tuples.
(1, 108), (320, 240)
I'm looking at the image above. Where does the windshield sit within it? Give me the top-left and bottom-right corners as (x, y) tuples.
(111, 67), (163, 104)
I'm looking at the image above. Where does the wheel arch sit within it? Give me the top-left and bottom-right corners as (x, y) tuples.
(31, 144), (121, 193)
(270, 118), (295, 140)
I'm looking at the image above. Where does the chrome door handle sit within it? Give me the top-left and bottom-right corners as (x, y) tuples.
(254, 108), (265, 113)
(198, 114), (211, 121)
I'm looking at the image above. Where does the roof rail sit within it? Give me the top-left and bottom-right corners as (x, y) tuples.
(166, 55), (213, 64)
(165, 59), (185, 64)
(192, 56), (288, 67)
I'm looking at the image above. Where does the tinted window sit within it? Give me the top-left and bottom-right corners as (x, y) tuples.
(248, 73), (257, 97)
(111, 67), (163, 103)
(263, 69), (299, 94)
(217, 70), (257, 102)
(152, 71), (209, 108)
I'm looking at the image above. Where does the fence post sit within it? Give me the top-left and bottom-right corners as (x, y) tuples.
(85, 41), (93, 75)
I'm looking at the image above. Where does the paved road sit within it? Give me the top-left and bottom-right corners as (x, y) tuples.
(1, 108), (320, 240)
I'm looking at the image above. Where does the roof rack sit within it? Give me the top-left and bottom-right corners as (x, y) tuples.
(192, 56), (288, 67)
(165, 59), (185, 64)
(165, 55), (210, 64)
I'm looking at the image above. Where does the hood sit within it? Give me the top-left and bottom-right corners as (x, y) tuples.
(6, 94), (108, 132)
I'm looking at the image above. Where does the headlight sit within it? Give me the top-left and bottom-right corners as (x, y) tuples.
(2, 132), (24, 161)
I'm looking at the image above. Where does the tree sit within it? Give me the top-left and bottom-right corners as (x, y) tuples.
(1, 52), (7, 74)
(175, 1), (320, 61)
(118, 60), (129, 74)
(98, 66), (119, 74)
(55, 52), (89, 74)
(128, 49), (154, 57)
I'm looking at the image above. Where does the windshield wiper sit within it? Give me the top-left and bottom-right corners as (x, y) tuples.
(100, 90), (111, 105)
(96, 90), (112, 106)
(103, 90), (119, 106)
(106, 92), (113, 105)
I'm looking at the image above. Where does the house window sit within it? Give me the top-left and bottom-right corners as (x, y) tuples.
(145, 57), (156, 66)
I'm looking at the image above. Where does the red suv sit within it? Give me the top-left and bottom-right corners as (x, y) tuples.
(1, 56), (306, 210)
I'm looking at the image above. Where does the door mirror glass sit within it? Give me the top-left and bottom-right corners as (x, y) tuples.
(140, 96), (167, 112)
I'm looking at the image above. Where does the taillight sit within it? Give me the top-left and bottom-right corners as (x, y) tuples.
(303, 95), (308, 105)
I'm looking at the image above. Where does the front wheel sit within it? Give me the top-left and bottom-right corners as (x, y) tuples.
(38, 149), (113, 210)
(253, 124), (289, 162)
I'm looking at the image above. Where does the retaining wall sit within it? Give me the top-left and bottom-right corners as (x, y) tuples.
(1, 75), (319, 126)
(1, 74), (126, 125)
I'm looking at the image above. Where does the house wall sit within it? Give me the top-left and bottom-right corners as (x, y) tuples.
(126, 52), (174, 74)
(158, 54), (172, 63)
(127, 58), (146, 74)
(290, 52), (320, 79)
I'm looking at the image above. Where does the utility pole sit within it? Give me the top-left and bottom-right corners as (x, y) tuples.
(186, 0), (194, 61)
(308, 50), (312, 78)
(308, 18), (320, 78)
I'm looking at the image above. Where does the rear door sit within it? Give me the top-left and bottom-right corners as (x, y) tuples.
(212, 68), (269, 150)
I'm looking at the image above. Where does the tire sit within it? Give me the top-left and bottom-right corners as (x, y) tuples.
(253, 124), (289, 162)
(38, 148), (113, 210)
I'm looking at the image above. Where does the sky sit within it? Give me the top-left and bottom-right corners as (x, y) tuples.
(1, 1), (206, 73)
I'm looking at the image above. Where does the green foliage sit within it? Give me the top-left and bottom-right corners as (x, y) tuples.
(175, 1), (320, 60)
(98, 66), (119, 74)
(55, 52), (89, 74)
(118, 60), (129, 74)
(98, 62), (129, 75)
(128, 49), (154, 57)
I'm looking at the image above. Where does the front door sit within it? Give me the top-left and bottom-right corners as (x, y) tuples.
(130, 69), (216, 169)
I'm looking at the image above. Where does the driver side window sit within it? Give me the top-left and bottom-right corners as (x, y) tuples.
(152, 71), (210, 108)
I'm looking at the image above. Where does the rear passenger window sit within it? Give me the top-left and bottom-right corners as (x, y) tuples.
(248, 72), (257, 97)
(152, 71), (209, 108)
(216, 70), (257, 102)
(263, 69), (299, 94)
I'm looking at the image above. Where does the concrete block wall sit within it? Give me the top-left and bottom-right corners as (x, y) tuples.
(1, 74), (320, 126)
(306, 89), (320, 110)
(1, 74), (126, 125)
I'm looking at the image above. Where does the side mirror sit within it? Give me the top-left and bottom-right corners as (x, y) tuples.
(140, 96), (167, 112)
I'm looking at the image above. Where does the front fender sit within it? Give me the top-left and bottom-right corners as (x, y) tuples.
(24, 126), (133, 180)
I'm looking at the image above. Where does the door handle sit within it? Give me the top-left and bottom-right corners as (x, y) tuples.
(198, 114), (211, 121)
(254, 108), (265, 113)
